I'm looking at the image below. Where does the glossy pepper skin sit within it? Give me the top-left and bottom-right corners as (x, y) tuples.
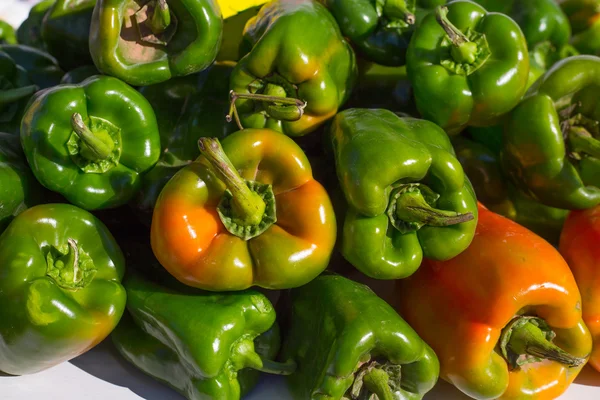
(112, 271), (282, 400)
(16, 0), (55, 50)
(557, 0), (600, 55)
(280, 274), (439, 400)
(453, 136), (568, 244)
(397, 204), (593, 400)
(407, 1), (529, 135)
(560, 205), (600, 373)
(90, 0), (222, 86)
(229, 0), (357, 137)
(41, 0), (96, 70)
(151, 129), (337, 291)
(0, 132), (46, 233)
(502, 55), (600, 210)
(20, 75), (161, 210)
(134, 62), (237, 223)
(0, 21), (17, 45)
(329, 108), (478, 279)
(0, 203), (126, 375)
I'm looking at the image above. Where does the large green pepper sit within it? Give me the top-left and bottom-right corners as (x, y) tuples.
(317, 0), (445, 66)
(134, 62), (236, 223)
(330, 108), (478, 279)
(0, 20), (17, 45)
(16, 0), (56, 50)
(557, 0), (600, 55)
(0, 203), (126, 375)
(0, 132), (46, 233)
(113, 271), (292, 400)
(280, 274), (440, 400)
(502, 55), (600, 210)
(229, 0), (358, 137)
(453, 136), (568, 244)
(41, 0), (96, 70)
(20, 75), (161, 210)
(407, 1), (529, 134)
(90, 0), (222, 86)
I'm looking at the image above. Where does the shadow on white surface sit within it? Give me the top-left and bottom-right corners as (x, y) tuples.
(574, 366), (600, 387)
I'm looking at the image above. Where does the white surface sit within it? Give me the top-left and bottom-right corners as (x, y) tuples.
(1, 338), (600, 400)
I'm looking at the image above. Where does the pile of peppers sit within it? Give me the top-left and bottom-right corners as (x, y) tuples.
(3, 1), (600, 399)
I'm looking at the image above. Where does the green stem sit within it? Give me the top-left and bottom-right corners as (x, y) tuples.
(253, 359), (297, 376)
(71, 113), (114, 161)
(569, 126), (600, 159)
(197, 137), (266, 226)
(148, 0), (171, 34)
(227, 90), (307, 130)
(436, 6), (478, 64)
(0, 85), (37, 107)
(394, 190), (474, 226)
(383, 0), (415, 24)
(362, 368), (394, 400)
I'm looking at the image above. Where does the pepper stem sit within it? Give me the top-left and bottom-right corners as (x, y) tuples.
(148, 0), (171, 34)
(394, 190), (474, 227)
(363, 368), (395, 400)
(383, 0), (415, 25)
(436, 6), (478, 64)
(569, 126), (600, 159)
(0, 85), (38, 107)
(252, 358), (297, 376)
(71, 113), (114, 161)
(226, 90), (307, 130)
(198, 137), (266, 226)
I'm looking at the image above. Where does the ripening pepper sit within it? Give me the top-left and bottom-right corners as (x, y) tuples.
(90, 0), (222, 86)
(151, 129), (337, 291)
(41, 0), (96, 70)
(0, 203), (126, 375)
(557, 0), (600, 55)
(229, 0), (358, 137)
(16, 0), (55, 50)
(317, 0), (445, 67)
(112, 271), (292, 400)
(279, 274), (440, 400)
(0, 20), (17, 45)
(453, 136), (568, 244)
(407, 1), (529, 135)
(20, 75), (161, 210)
(329, 108), (477, 280)
(502, 55), (600, 210)
(397, 204), (593, 400)
(0, 132), (46, 233)
(134, 62), (237, 223)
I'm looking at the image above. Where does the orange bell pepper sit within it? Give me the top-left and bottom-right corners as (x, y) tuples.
(560, 204), (600, 372)
(151, 128), (336, 291)
(396, 204), (592, 399)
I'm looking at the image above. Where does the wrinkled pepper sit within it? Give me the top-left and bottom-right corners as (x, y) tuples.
(0, 20), (17, 45)
(16, 0), (55, 50)
(134, 62), (236, 223)
(41, 0), (96, 70)
(112, 271), (291, 400)
(502, 55), (600, 210)
(318, 0), (445, 67)
(329, 108), (477, 279)
(20, 75), (161, 210)
(407, 1), (529, 134)
(90, 0), (222, 86)
(229, 0), (357, 137)
(0, 203), (126, 375)
(0, 132), (46, 233)
(397, 204), (593, 399)
(279, 274), (440, 400)
(453, 136), (568, 244)
(558, 0), (600, 55)
(151, 129), (336, 291)
(60, 65), (100, 84)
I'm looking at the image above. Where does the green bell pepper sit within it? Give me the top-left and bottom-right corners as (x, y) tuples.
(113, 271), (292, 400)
(0, 132), (46, 233)
(502, 55), (600, 210)
(229, 0), (358, 137)
(60, 65), (100, 84)
(134, 62), (236, 223)
(329, 108), (478, 279)
(0, 50), (37, 135)
(0, 203), (126, 375)
(0, 44), (64, 89)
(280, 274), (440, 400)
(407, 1), (530, 134)
(453, 136), (568, 244)
(557, 0), (600, 55)
(41, 0), (96, 70)
(16, 0), (55, 50)
(90, 0), (222, 86)
(20, 75), (161, 210)
(0, 20), (17, 45)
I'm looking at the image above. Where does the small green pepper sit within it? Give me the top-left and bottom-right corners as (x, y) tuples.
(20, 75), (161, 210)
(16, 0), (56, 50)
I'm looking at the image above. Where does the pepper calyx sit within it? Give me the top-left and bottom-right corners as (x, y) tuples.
(46, 238), (97, 290)
(230, 336), (296, 375)
(345, 360), (401, 400)
(134, 0), (178, 46)
(560, 110), (600, 160)
(376, 0), (416, 31)
(68, 113), (122, 174)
